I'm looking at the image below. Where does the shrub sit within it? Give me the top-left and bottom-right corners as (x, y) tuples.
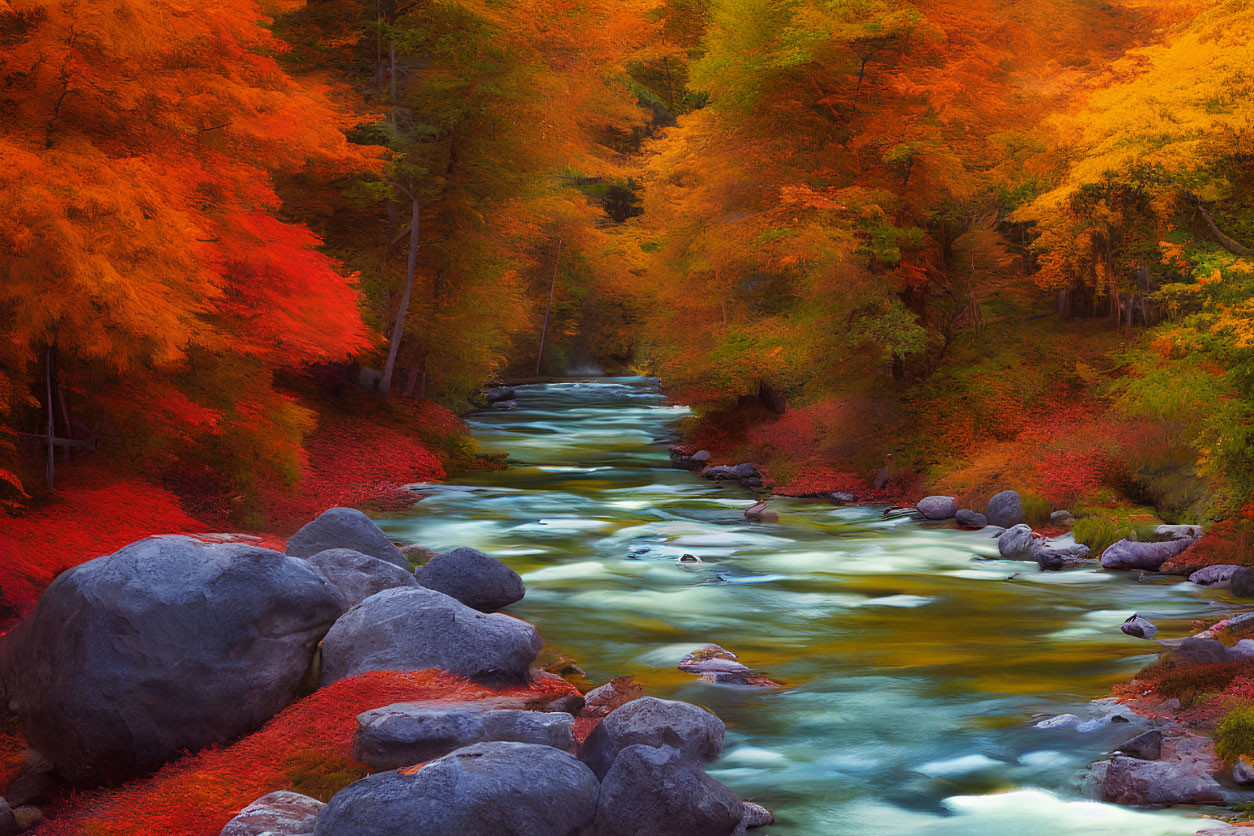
(1072, 516), (1125, 554)
(1021, 491), (1052, 528)
(1217, 704), (1254, 766)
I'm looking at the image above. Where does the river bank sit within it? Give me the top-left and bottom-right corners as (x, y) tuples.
(2, 376), (1251, 834)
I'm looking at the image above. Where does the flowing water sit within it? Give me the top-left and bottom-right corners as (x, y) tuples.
(376, 377), (1240, 834)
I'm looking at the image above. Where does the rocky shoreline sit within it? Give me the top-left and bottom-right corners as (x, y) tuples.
(0, 507), (775, 835)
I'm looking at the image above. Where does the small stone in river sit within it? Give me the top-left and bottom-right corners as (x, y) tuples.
(740, 800), (775, 829)
(831, 491), (855, 503)
(955, 509), (987, 529)
(1235, 755), (1254, 784)
(678, 553), (703, 563)
(1116, 729), (1163, 760)
(677, 644), (782, 688)
(744, 501), (778, 523)
(1121, 614), (1158, 639)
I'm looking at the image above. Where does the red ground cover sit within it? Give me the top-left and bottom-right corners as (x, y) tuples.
(0, 466), (211, 622)
(260, 407), (452, 534)
(1162, 505), (1254, 573)
(37, 670), (578, 836)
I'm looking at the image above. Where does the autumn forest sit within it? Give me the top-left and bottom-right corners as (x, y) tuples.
(2, 0), (1254, 833)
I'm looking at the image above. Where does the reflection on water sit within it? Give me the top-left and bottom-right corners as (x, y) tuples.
(376, 377), (1235, 834)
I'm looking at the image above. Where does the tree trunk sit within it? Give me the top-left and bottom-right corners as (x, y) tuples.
(535, 237), (563, 376)
(1189, 192), (1251, 256)
(381, 193), (419, 395)
(45, 347), (55, 491)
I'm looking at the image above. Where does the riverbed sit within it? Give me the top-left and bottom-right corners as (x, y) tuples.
(377, 377), (1238, 834)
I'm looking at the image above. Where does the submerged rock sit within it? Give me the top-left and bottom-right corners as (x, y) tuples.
(1121, 614), (1158, 639)
(416, 547), (525, 613)
(916, 495), (957, 520)
(744, 501), (778, 523)
(1099, 538), (1192, 571)
(286, 507), (407, 569)
(308, 549), (420, 610)
(985, 490), (1024, 528)
(580, 696), (725, 780)
(353, 702), (574, 770)
(485, 386), (516, 402)
(0, 536), (345, 785)
(314, 742), (599, 836)
(592, 743), (743, 836)
(221, 791), (323, 836)
(677, 645), (781, 688)
(319, 586), (540, 687)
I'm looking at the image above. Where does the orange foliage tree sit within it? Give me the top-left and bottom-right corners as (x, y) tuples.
(0, 0), (378, 503)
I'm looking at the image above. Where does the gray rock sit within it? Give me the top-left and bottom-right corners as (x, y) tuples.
(831, 491), (855, 503)
(1232, 568), (1254, 598)
(744, 501), (778, 523)
(545, 694), (585, 716)
(492, 400), (519, 410)
(1116, 730), (1163, 760)
(0, 536), (344, 785)
(1033, 537), (1092, 571)
(1235, 755), (1254, 785)
(691, 450), (711, 464)
(1097, 736), (1225, 805)
(580, 696), (725, 780)
(313, 742), (598, 836)
(286, 508), (407, 569)
(702, 463), (757, 481)
(997, 524), (1037, 559)
(320, 587), (540, 687)
(416, 547), (525, 613)
(955, 509), (987, 528)
(985, 490), (1024, 528)
(221, 791), (323, 836)
(1050, 510), (1075, 527)
(353, 702), (574, 770)
(1156, 524), (1204, 541)
(740, 801), (774, 829)
(308, 549), (419, 610)
(1189, 565), (1243, 587)
(1175, 637), (1230, 665)
(1100, 538), (1193, 571)
(917, 495), (957, 520)
(485, 386), (516, 402)
(592, 744), (743, 836)
(1121, 614), (1158, 640)
(0, 798), (15, 836)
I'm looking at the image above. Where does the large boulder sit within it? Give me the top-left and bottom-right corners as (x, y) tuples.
(319, 586), (540, 687)
(1032, 537), (1092, 571)
(353, 702), (573, 770)
(916, 496), (957, 520)
(1232, 568), (1254, 598)
(1096, 735), (1225, 805)
(286, 508), (407, 569)
(592, 744), (743, 836)
(0, 536), (345, 785)
(1100, 538), (1192, 571)
(308, 549), (419, 610)
(313, 742), (599, 836)
(416, 547), (525, 613)
(985, 490), (1024, 528)
(221, 791), (323, 836)
(580, 696), (725, 780)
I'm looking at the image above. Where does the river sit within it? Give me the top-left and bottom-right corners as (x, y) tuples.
(376, 376), (1237, 834)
